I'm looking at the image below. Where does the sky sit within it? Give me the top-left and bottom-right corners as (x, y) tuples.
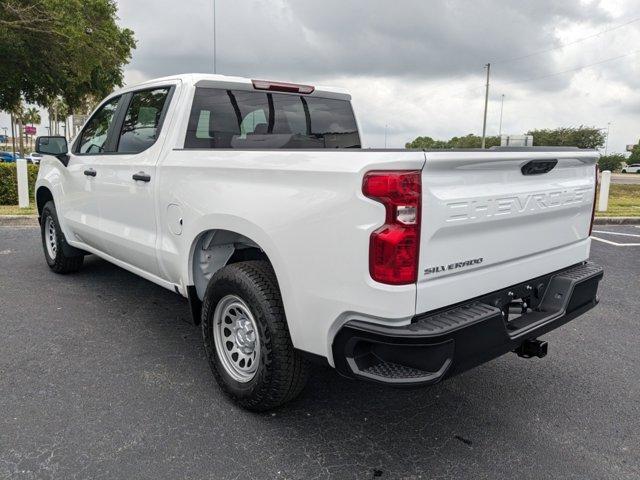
(3, 0), (639, 153)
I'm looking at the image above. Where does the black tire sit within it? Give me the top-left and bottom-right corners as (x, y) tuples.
(202, 261), (309, 411)
(622, 170), (626, 173)
(40, 201), (84, 274)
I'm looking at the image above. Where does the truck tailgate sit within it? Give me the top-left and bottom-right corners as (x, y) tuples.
(416, 149), (598, 314)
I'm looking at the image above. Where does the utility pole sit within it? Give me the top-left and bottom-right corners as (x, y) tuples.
(604, 122), (611, 155)
(213, 0), (217, 74)
(481, 63), (491, 149)
(498, 94), (505, 137)
(384, 124), (388, 148)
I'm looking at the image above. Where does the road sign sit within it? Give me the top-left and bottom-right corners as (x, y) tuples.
(24, 126), (36, 136)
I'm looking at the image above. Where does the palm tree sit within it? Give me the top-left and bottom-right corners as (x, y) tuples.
(47, 97), (68, 136)
(10, 103), (25, 157)
(24, 107), (41, 149)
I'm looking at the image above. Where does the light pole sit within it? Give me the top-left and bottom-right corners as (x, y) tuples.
(498, 94), (505, 137)
(213, 0), (217, 74)
(384, 124), (388, 148)
(481, 63), (491, 149)
(604, 122), (611, 155)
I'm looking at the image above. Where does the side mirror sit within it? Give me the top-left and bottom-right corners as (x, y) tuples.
(35, 136), (69, 166)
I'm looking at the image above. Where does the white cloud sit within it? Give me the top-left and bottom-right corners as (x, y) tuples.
(2, 0), (639, 153)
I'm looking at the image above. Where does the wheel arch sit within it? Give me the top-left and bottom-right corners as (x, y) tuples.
(36, 185), (54, 219)
(187, 226), (284, 294)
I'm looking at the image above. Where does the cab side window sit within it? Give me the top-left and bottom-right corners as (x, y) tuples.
(117, 88), (170, 154)
(78, 96), (120, 154)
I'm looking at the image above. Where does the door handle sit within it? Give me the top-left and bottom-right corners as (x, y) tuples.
(84, 168), (97, 177)
(132, 172), (151, 182)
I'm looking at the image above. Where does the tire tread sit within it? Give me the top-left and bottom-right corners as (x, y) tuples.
(202, 260), (309, 411)
(41, 201), (83, 274)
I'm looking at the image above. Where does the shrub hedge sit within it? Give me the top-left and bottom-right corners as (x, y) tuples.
(0, 163), (39, 205)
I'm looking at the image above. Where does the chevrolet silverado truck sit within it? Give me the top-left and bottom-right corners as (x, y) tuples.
(34, 74), (603, 410)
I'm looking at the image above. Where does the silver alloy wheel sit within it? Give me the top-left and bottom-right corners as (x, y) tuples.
(44, 215), (57, 259)
(213, 294), (261, 383)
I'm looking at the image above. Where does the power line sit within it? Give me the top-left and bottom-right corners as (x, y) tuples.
(494, 16), (640, 65)
(418, 20), (640, 103)
(432, 24), (639, 99)
(493, 49), (640, 87)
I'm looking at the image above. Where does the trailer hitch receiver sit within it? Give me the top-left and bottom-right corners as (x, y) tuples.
(514, 339), (548, 359)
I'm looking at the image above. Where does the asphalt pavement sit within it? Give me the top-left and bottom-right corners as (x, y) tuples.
(611, 173), (640, 184)
(1, 226), (639, 480)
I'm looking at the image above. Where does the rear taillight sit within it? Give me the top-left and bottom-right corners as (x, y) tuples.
(589, 163), (598, 236)
(363, 171), (421, 285)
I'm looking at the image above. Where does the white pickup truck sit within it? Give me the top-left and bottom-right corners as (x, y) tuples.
(35, 74), (603, 410)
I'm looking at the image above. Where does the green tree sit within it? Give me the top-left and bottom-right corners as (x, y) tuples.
(0, 0), (135, 113)
(526, 126), (605, 149)
(24, 107), (41, 127)
(406, 134), (500, 149)
(9, 103), (25, 156)
(23, 106), (41, 149)
(405, 136), (448, 149)
(47, 98), (70, 136)
(627, 141), (640, 164)
(598, 154), (625, 172)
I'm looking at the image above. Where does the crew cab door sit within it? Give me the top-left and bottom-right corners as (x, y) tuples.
(90, 85), (175, 276)
(62, 95), (123, 250)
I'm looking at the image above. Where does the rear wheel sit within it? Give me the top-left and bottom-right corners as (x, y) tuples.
(202, 261), (309, 411)
(40, 201), (84, 274)
(622, 169), (627, 173)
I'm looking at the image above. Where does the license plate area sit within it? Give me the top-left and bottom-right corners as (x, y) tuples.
(476, 274), (553, 332)
(474, 262), (602, 337)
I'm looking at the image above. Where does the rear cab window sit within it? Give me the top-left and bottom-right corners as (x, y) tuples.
(184, 88), (361, 149)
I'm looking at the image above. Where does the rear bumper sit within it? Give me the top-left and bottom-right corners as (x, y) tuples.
(332, 262), (603, 386)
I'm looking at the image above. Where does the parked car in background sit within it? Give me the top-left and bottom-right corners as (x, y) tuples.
(0, 151), (19, 163)
(621, 163), (640, 173)
(25, 152), (43, 164)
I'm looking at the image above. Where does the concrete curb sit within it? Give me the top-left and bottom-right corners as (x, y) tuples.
(594, 217), (640, 225)
(0, 215), (39, 227)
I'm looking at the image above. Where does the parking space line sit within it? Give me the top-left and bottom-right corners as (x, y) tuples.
(591, 236), (640, 247)
(592, 230), (640, 238)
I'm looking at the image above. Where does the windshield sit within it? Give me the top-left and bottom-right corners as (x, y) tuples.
(185, 88), (361, 149)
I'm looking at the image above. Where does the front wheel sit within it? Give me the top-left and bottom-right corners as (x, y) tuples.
(40, 201), (84, 274)
(622, 169), (627, 173)
(202, 261), (309, 411)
